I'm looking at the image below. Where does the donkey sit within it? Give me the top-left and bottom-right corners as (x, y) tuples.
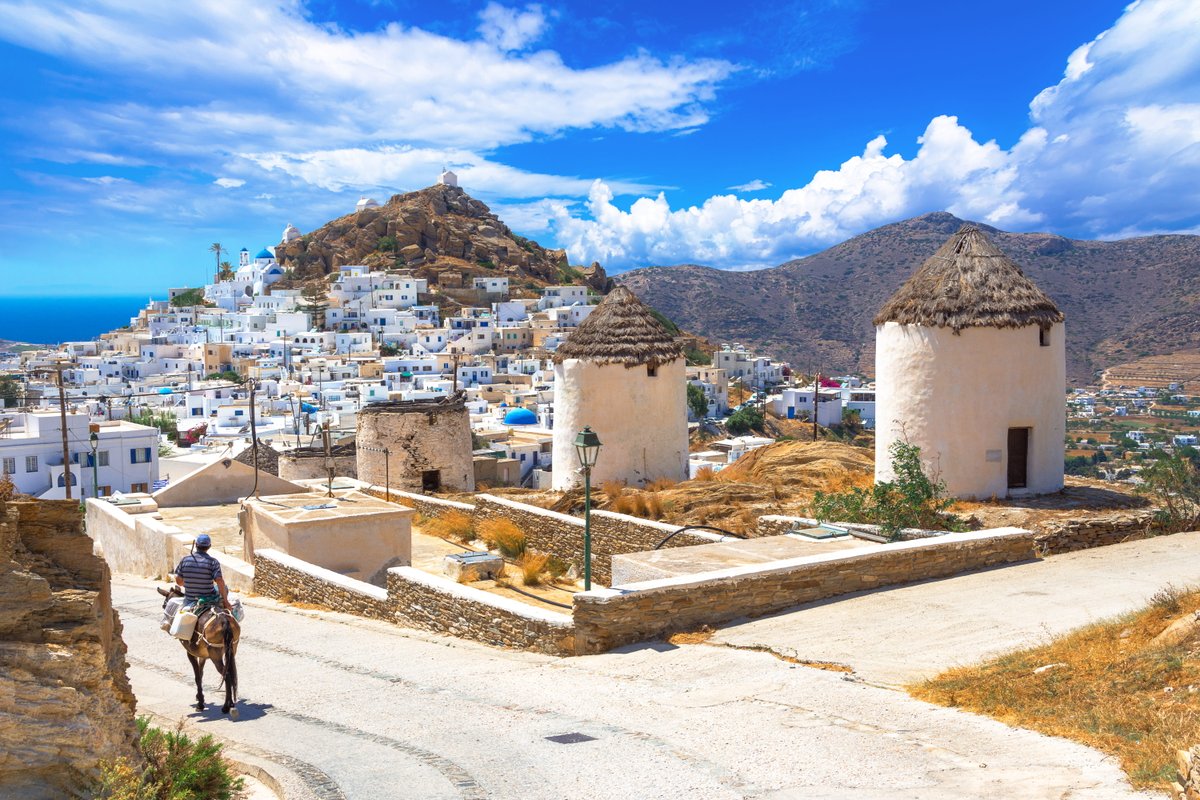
(159, 586), (240, 718)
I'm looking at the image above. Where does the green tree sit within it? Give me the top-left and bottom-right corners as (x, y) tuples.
(810, 440), (960, 540)
(208, 242), (225, 283)
(1135, 453), (1200, 532)
(726, 405), (764, 435)
(683, 344), (711, 365)
(687, 382), (708, 420)
(217, 261), (234, 281)
(170, 288), (208, 307)
(0, 375), (20, 408)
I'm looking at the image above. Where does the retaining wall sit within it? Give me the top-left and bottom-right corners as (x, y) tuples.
(252, 548), (575, 654)
(388, 567), (575, 656)
(1033, 510), (1159, 555)
(253, 549), (392, 621)
(572, 527), (1038, 654)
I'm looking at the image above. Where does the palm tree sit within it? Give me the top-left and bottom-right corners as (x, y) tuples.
(208, 242), (225, 284)
(218, 261), (235, 281)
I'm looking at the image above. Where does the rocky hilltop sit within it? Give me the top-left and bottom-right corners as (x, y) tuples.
(617, 212), (1200, 383)
(0, 500), (138, 796)
(276, 183), (610, 294)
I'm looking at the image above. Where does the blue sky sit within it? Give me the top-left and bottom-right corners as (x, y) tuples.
(1, 0), (1197, 295)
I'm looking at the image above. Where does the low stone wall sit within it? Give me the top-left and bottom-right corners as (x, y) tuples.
(472, 495), (719, 585)
(572, 527), (1037, 654)
(1033, 510), (1158, 555)
(253, 549), (392, 621)
(386, 490), (476, 519)
(388, 567), (575, 656)
(253, 548), (574, 653)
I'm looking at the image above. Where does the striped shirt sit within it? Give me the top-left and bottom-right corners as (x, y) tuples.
(175, 551), (223, 598)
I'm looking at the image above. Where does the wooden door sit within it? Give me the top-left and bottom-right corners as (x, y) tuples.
(1007, 428), (1029, 489)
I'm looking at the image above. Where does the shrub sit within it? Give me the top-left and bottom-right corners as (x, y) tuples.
(1135, 453), (1200, 532)
(687, 383), (708, 419)
(600, 479), (626, 502)
(545, 556), (570, 579)
(424, 510), (475, 544)
(518, 552), (550, 586)
(694, 466), (718, 482)
(810, 440), (960, 541)
(91, 718), (246, 800)
(726, 406), (764, 435)
(644, 494), (664, 520)
(645, 477), (677, 492)
(478, 518), (527, 558)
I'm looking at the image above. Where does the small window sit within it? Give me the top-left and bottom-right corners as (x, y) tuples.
(1039, 326), (1050, 347)
(25, 455), (37, 473)
(130, 482), (149, 493)
(98, 451), (110, 467)
(647, 365), (658, 377)
(2, 457), (14, 475)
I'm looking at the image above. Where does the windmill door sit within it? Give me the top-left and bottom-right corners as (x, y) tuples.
(1007, 428), (1030, 489)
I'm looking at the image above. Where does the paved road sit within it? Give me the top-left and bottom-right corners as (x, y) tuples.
(115, 578), (1158, 800)
(712, 531), (1200, 685)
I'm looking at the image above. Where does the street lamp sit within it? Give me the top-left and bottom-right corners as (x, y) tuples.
(573, 426), (602, 591)
(89, 431), (99, 500)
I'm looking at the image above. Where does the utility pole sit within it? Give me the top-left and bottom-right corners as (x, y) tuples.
(812, 371), (820, 443)
(322, 419), (334, 497)
(54, 362), (72, 499)
(248, 379), (260, 499)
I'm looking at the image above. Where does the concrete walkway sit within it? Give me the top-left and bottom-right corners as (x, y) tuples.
(114, 577), (1160, 800)
(712, 531), (1200, 686)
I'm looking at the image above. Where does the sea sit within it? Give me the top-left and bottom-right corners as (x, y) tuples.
(0, 295), (149, 346)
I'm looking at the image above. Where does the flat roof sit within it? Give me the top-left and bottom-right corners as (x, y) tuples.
(246, 489), (411, 523)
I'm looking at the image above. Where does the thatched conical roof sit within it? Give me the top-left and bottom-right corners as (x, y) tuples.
(553, 285), (683, 368)
(874, 225), (1064, 331)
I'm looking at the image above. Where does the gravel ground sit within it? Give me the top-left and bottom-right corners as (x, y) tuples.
(114, 576), (1162, 800)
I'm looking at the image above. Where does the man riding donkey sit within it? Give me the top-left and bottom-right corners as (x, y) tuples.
(160, 533), (241, 718)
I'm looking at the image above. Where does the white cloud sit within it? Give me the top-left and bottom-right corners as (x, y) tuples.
(728, 179), (771, 192)
(554, 0), (1200, 269)
(241, 145), (657, 199)
(478, 2), (547, 52)
(0, 0), (732, 154)
(214, 177), (245, 188)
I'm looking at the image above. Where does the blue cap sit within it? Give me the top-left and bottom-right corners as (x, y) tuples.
(195, 534), (212, 547)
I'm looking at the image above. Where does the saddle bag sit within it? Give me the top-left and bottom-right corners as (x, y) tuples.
(169, 608), (199, 640)
(160, 596), (185, 631)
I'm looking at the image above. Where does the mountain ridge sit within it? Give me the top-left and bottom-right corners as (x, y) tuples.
(616, 212), (1200, 383)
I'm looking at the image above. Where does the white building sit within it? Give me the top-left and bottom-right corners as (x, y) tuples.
(874, 226), (1065, 499)
(438, 169), (458, 188)
(0, 411), (159, 498)
(551, 287), (688, 490)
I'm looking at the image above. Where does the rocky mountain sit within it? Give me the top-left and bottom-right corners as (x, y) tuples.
(617, 212), (1200, 383)
(275, 183), (610, 295)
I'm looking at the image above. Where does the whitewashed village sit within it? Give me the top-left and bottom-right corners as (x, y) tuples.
(3, 176), (1200, 800)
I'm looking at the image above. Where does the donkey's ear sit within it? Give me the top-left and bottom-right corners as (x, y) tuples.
(157, 586), (170, 597)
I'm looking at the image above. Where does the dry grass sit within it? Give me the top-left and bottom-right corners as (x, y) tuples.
(422, 510), (476, 544)
(911, 587), (1200, 790)
(666, 626), (716, 645)
(694, 465), (718, 481)
(644, 493), (664, 520)
(478, 518), (527, 559)
(517, 552), (550, 586)
(645, 477), (678, 492)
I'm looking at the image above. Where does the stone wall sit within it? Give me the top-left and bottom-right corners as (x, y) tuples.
(572, 527), (1037, 654)
(253, 549), (392, 620)
(755, 514), (943, 541)
(1033, 510), (1158, 555)
(471, 495), (719, 585)
(278, 448), (358, 482)
(386, 489), (476, 519)
(0, 500), (139, 796)
(388, 567), (575, 656)
(253, 548), (575, 654)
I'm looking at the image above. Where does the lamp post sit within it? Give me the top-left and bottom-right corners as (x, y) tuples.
(89, 431), (99, 500)
(573, 426), (602, 591)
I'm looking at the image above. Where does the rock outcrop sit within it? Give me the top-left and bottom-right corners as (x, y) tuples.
(275, 183), (610, 294)
(0, 500), (138, 798)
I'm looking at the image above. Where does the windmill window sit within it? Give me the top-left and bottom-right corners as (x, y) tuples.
(1039, 326), (1050, 347)
(647, 365), (658, 377)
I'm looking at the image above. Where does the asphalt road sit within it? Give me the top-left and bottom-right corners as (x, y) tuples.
(114, 576), (1161, 800)
(711, 530), (1200, 685)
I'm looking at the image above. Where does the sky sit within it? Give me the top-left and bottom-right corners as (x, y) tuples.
(1, 0), (1198, 296)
